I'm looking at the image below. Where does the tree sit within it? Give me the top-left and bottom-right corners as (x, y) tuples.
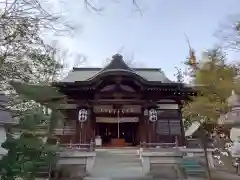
(0, 108), (57, 180)
(0, 0), (74, 95)
(83, 0), (142, 13)
(0, 0), (74, 111)
(174, 67), (185, 83)
(0, 0), (73, 65)
(0, 81), (66, 180)
(216, 16), (240, 51)
(183, 49), (235, 124)
(182, 48), (240, 179)
(0, 1), (74, 177)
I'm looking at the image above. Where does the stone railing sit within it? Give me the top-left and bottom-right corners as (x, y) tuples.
(140, 142), (177, 149)
(140, 149), (183, 177)
(56, 142), (96, 178)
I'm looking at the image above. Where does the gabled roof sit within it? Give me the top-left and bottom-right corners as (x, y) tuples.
(60, 54), (173, 83)
(100, 54), (134, 72)
(88, 54), (147, 82)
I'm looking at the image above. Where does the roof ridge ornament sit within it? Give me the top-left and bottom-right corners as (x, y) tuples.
(101, 53), (134, 72)
(112, 54), (123, 61)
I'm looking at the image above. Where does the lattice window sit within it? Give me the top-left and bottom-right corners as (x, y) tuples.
(157, 109), (180, 118)
(157, 119), (181, 135)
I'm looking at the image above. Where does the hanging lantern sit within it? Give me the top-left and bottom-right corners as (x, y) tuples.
(149, 109), (158, 122)
(78, 109), (88, 123)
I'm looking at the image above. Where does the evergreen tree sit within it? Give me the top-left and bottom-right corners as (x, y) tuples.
(0, 81), (65, 180)
(0, 109), (57, 180)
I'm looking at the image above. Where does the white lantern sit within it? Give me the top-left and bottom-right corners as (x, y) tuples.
(149, 109), (158, 122)
(78, 109), (88, 122)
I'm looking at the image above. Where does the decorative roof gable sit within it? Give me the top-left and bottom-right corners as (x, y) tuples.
(87, 54), (146, 81)
(100, 54), (134, 72)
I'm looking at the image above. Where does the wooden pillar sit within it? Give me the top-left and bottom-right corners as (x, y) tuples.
(139, 108), (148, 143)
(85, 108), (93, 142)
(146, 107), (159, 143)
(179, 104), (186, 146)
(75, 108), (89, 144)
(150, 120), (158, 143)
(136, 114), (142, 145)
(75, 115), (81, 144)
(138, 116), (144, 143)
(91, 108), (96, 140)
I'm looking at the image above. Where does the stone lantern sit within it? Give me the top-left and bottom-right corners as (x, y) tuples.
(0, 92), (17, 158)
(218, 90), (240, 127)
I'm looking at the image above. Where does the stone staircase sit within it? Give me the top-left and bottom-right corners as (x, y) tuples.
(180, 157), (206, 178)
(84, 148), (152, 180)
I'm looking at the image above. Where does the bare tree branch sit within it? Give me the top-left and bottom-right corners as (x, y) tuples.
(132, 0), (143, 16)
(83, 0), (143, 15)
(215, 14), (240, 51)
(84, 0), (103, 12)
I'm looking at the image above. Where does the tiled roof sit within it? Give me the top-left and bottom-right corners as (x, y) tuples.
(60, 54), (172, 83)
(60, 68), (172, 83)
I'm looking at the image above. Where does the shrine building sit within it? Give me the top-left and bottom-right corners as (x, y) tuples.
(53, 54), (196, 147)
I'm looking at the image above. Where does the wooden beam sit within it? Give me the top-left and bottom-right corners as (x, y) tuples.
(90, 99), (146, 105)
(94, 113), (141, 117)
(94, 92), (142, 98)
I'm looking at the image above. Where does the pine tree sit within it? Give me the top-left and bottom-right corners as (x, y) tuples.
(0, 81), (65, 179)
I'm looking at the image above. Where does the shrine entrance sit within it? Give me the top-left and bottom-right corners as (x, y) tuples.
(95, 117), (139, 147)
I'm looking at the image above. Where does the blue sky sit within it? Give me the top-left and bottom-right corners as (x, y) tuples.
(54, 0), (240, 80)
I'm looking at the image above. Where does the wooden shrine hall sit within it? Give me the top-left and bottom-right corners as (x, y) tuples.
(53, 54), (196, 147)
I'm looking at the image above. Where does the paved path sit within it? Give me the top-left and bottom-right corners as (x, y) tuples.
(85, 148), (152, 180)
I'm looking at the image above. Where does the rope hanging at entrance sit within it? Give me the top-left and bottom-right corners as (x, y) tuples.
(149, 109), (158, 122)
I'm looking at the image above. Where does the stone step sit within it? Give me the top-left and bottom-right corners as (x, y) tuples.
(84, 177), (111, 180)
(84, 176), (153, 180)
(87, 148), (146, 180)
(112, 177), (153, 180)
